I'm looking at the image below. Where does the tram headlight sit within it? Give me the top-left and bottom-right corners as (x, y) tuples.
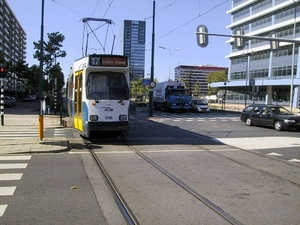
(119, 114), (127, 121)
(90, 115), (98, 121)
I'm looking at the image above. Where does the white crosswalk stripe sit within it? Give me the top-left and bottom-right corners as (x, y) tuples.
(54, 129), (65, 137)
(0, 129), (38, 139)
(153, 112), (240, 122)
(0, 156), (31, 217)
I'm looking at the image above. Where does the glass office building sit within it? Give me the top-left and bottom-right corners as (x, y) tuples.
(211, 0), (300, 109)
(121, 20), (146, 80)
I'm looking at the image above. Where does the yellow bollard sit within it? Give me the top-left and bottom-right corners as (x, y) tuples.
(38, 115), (44, 140)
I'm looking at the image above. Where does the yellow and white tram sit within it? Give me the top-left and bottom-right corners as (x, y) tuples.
(67, 54), (130, 138)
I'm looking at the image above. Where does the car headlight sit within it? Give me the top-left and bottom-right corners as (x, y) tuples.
(90, 115), (98, 121)
(284, 119), (295, 123)
(119, 115), (127, 121)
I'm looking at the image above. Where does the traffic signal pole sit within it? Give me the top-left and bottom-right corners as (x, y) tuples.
(196, 30), (300, 46)
(196, 25), (300, 111)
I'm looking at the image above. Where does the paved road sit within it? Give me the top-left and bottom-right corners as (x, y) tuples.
(133, 107), (300, 164)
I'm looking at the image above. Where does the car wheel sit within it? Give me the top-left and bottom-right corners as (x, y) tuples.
(245, 117), (252, 126)
(274, 121), (283, 131)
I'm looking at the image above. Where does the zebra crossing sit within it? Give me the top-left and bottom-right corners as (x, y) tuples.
(0, 155), (31, 217)
(0, 129), (38, 139)
(0, 128), (65, 139)
(150, 112), (240, 122)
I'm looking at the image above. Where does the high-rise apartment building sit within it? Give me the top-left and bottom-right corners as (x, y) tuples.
(121, 20), (146, 80)
(0, 0), (27, 95)
(211, 0), (300, 109)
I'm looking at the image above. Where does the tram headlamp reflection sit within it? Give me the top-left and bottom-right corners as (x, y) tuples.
(90, 115), (98, 121)
(119, 115), (127, 121)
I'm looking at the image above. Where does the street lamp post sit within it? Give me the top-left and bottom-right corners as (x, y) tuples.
(159, 46), (181, 80)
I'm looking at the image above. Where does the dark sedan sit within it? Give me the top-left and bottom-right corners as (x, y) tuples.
(240, 104), (300, 131)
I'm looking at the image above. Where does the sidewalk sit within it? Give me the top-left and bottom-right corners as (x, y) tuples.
(0, 113), (70, 154)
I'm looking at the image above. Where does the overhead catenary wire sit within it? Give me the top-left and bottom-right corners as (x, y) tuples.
(154, 0), (230, 42)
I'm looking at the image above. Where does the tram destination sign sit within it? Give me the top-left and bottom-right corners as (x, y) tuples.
(89, 55), (128, 67)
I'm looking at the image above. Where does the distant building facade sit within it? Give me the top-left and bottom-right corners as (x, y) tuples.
(211, 0), (300, 109)
(121, 20), (146, 80)
(0, 0), (27, 96)
(175, 65), (227, 97)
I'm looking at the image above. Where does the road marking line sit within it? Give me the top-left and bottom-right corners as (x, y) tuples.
(266, 152), (283, 156)
(0, 205), (8, 217)
(0, 163), (28, 169)
(0, 173), (23, 180)
(288, 158), (300, 163)
(0, 187), (17, 196)
(0, 156), (31, 160)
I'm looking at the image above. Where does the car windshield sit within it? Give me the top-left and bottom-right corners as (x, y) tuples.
(167, 89), (187, 96)
(193, 100), (207, 105)
(270, 106), (292, 115)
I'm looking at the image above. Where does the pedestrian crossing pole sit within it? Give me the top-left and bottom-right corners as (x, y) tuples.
(0, 78), (4, 126)
(54, 78), (57, 115)
(298, 90), (300, 115)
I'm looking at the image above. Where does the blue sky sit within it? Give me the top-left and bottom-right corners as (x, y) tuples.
(6, 0), (231, 82)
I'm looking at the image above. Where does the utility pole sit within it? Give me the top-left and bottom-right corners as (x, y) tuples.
(38, 0), (45, 140)
(149, 1), (155, 117)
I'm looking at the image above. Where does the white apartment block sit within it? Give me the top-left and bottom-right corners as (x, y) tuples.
(0, 0), (27, 96)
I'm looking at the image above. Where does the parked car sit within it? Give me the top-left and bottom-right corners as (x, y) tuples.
(23, 95), (35, 102)
(134, 96), (147, 107)
(4, 96), (13, 108)
(190, 99), (210, 113)
(31, 95), (37, 100)
(7, 96), (16, 106)
(240, 104), (300, 131)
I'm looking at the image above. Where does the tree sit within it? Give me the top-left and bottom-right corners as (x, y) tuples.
(33, 32), (66, 93)
(23, 65), (39, 94)
(131, 78), (148, 98)
(206, 69), (228, 95)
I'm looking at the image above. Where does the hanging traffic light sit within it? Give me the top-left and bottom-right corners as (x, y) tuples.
(196, 25), (209, 48)
(270, 31), (280, 52)
(0, 67), (5, 78)
(234, 28), (245, 50)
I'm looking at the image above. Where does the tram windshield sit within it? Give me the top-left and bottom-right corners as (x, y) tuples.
(86, 72), (129, 101)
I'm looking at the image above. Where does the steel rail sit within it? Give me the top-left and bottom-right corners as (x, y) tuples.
(119, 137), (244, 225)
(84, 139), (140, 225)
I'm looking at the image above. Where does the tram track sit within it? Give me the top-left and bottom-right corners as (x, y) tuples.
(120, 137), (244, 225)
(84, 138), (140, 225)
(80, 119), (300, 224)
(83, 135), (244, 225)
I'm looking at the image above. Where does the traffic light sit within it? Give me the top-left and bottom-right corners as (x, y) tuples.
(248, 78), (256, 93)
(0, 67), (5, 78)
(196, 25), (208, 48)
(270, 31), (279, 52)
(234, 28), (245, 50)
